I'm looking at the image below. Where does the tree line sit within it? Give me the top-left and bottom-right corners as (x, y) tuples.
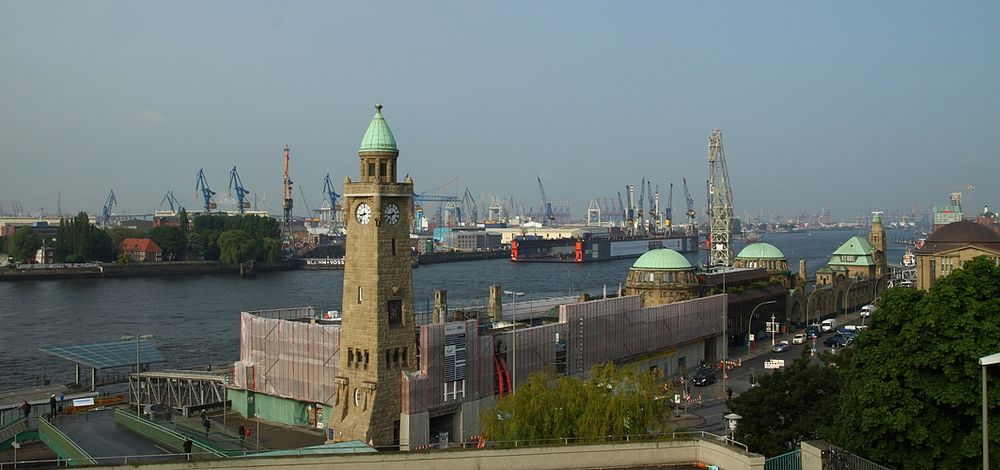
(3, 210), (280, 264)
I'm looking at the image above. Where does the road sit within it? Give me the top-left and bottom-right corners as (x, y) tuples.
(681, 311), (865, 434)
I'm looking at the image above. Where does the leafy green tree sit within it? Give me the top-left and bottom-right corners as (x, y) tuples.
(178, 208), (190, 233)
(729, 351), (840, 456)
(7, 227), (41, 262)
(258, 237), (280, 264)
(53, 212), (113, 262)
(482, 363), (670, 444)
(148, 226), (186, 260)
(217, 229), (255, 264)
(827, 256), (1000, 468)
(105, 226), (144, 248)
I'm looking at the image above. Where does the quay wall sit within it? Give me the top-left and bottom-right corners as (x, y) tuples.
(418, 249), (509, 265)
(0, 261), (295, 281)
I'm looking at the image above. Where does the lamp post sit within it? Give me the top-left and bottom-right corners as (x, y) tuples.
(845, 277), (862, 318)
(503, 289), (525, 394)
(980, 352), (1000, 468)
(122, 334), (154, 419)
(746, 300), (777, 353)
(715, 264), (728, 400)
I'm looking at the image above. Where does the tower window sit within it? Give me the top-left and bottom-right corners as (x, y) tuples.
(403, 347), (408, 366)
(380, 161), (387, 178)
(386, 350), (391, 368)
(368, 162), (376, 178)
(364, 350), (370, 369)
(388, 299), (402, 326)
(348, 348), (354, 367)
(358, 286), (363, 304)
(393, 349), (400, 367)
(392, 238), (397, 256)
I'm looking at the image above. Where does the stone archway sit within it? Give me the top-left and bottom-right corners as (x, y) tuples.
(836, 290), (844, 314)
(788, 300), (802, 328)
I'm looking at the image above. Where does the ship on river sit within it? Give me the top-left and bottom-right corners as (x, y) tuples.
(511, 230), (699, 263)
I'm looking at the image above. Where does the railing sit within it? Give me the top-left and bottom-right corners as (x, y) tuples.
(37, 416), (97, 465)
(828, 445), (891, 470)
(765, 449), (802, 470)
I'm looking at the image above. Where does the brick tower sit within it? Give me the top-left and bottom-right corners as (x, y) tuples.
(333, 104), (415, 445)
(869, 211), (887, 279)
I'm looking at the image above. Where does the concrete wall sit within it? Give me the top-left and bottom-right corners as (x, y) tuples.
(90, 438), (764, 470)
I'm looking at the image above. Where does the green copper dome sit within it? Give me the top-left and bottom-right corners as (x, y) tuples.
(736, 242), (786, 260)
(632, 249), (692, 270)
(872, 213), (882, 224)
(359, 104), (397, 152)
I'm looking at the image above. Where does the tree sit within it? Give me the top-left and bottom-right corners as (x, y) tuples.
(482, 363), (670, 444)
(729, 351), (840, 456)
(178, 208), (190, 233)
(105, 226), (144, 248)
(7, 228), (41, 263)
(217, 230), (255, 264)
(258, 237), (280, 264)
(827, 256), (1000, 468)
(148, 226), (186, 260)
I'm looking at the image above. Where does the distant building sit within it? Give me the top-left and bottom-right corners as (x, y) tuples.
(120, 238), (163, 262)
(34, 243), (56, 264)
(932, 205), (963, 232)
(916, 220), (1000, 290)
(624, 249), (699, 306)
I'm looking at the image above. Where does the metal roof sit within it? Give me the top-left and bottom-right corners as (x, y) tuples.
(632, 249), (692, 270)
(359, 104), (398, 152)
(40, 339), (164, 369)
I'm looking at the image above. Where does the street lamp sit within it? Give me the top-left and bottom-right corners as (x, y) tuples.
(845, 276), (862, 318)
(980, 351), (1000, 468)
(503, 289), (525, 394)
(746, 300), (778, 352)
(122, 334), (154, 419)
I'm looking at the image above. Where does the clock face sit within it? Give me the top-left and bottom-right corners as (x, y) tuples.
(385, 203), (400, 225)
(355, 202), (372, 225)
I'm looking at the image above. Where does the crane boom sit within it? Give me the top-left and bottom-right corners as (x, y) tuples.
(102, 190), (117, 228)
(707, 129), (734, 267)
(682, 177), (696, 237)
(537, 176), (554, 226)
(282, 146), (293, 229)
(228, 166), (251, 215)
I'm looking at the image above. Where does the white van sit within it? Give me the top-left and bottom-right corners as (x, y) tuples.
(820, 319), (837, 332)
(860, 304), (877, 317)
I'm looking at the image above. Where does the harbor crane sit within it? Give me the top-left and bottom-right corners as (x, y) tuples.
(228, 166), (251, 214)
(665, 183), (674, 231)
(320, 173), (341, 226)
(281, 146), (294, 253)
(682, 178), (696, 237)
(707, 129), (734, 268)
(159, 191), (183, 213)
(195, 169), (217, 212)
(101, 190), (117, 228)
(461, 188), (478, 225)
(617, 191), (627, 228)
(537, 176), (555, 226)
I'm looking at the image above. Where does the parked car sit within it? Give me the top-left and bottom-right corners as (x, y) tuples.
(772, 340), (791, 352)
(805, 324), (821, 338)
(691, 367), (717, 387)
(820, 319), (838, 332)
(791, 333), (807, 345)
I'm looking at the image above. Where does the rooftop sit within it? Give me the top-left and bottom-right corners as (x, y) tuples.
(359, 104), (398, 153)
(735, 242), (785, 260)
(632, 249), (692, 270)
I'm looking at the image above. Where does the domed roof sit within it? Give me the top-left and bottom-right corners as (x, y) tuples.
(632, 249), (692, 270)
(359, 104), (397, 153)
(735, 242), (785, 260)
(926, 220), (1000, 244)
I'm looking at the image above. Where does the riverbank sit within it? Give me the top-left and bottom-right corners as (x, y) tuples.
(0, 260), (295, 281)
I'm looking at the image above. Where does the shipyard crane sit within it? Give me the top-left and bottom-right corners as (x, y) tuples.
(281, 146), (294, 236)
(461, 188), (478, 225)
(321, 173), (341, 226)
(228, 166), (251, 215)
(707, 129), (734, 268)
(159, 191), (183, 213)
(195, 169), (217, 212)
(617, 191), (627, 228)
(682, 178), (696, 237)
(649, 181), (657, 230)
(537, 176), (555, 226)
(101, 190), (117, 228)
(665, 183), (674, 229)
(587, 198), (601, 226)
(636, 178), (645, 227)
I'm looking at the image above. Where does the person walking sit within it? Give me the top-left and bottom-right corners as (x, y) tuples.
(183, 438), (193, 458)
(726, 387), (733, 400)
(238, 423), (245, 444)
(49, 394), (57, 417)
(203, 416), (211, 437)
(21, 401), (31, 419)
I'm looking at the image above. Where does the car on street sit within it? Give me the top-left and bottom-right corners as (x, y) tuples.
(824, 335), (849, 348)
(805, 324), (821, 338)
(860, 304), (877, 318)
(791, 333), (806, 345)
(772, 340), (791, 352)
(691, 367), (717, 387)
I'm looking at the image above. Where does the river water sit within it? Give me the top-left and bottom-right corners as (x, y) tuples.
(0, 228), (912, 389)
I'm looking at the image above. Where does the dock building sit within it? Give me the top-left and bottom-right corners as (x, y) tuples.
(915, 220), (1000, 290)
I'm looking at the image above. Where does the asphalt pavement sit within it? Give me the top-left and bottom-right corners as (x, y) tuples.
(671, 308), (866, 434)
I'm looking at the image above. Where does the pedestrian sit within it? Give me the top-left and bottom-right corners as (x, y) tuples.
(238, 423), (245, 443)
(726, 387), (733, 400)
(21, 400), (31, 419)
(50, 394), (57, 417)
(183, 438), (193, 457)
(203, 416), (211, 437)
(58, 393), (65, 413)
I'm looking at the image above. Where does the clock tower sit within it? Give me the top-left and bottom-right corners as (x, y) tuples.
(334, 105), (415, 445)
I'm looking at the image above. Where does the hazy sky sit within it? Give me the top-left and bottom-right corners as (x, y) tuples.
(2, 1), (997, 222)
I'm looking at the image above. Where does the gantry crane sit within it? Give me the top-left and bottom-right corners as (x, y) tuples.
(321, 173), (341, 227)
(195, 169), (217, 212)
(160, 191), (183, 213)
(707, 129), (734, 268)
(665, 183), (674, 233)
(537, 176), (555, 226)
(461, 188), (478, 225)
(101, 190), (117, 228)
(281, 146), (294, 237)
(228, 166), (251, 214)
(682, 178), (696, 237)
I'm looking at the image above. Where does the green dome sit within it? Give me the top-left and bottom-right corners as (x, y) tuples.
(736, 242), (786, 260)
(632, 249), (692, 270)
(359, 104), (397, 152)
